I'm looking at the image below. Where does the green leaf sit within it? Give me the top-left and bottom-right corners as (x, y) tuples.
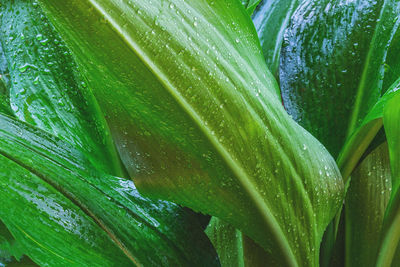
(0, 0), (124, 177)
(376, 92), (400, 267)
(242, 0), (262, 14)
(38, 0), (344, 265)
(0, 113), (219, 267)
(345, 142), (392, 267)
(206, 217), (271, 267)
(0, 154), (132, 267)
(0, 220), (27, 265)
(0, 42), (11, 116)
(383, 28), (400, 93)
(252, 0), (301, 77)
(338, 78), (400, 182)
(280, 0), (400, 157)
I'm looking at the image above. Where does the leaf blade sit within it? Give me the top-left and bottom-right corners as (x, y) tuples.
(38, 1), (344, 265)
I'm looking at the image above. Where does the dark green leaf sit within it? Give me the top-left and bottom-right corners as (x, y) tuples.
(38, 0), (344, 265)
(252, 0), (301, 77)
(338, 78), (400, 182)
(0, 42), (11, 116)
(280, 0), (400, 157)
(0, 220), (27, 265)
(0, 113), (219, 267)
(383, 28), (400, 93)
(206, 217), (271, 267)
(345, 142), (392, 267)
(0, 0), (125, 176)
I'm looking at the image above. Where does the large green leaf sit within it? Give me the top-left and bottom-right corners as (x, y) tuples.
(206, 217), (270, 267)
(252, 0), (301, 78)
(280, 0), (400, 157)
(376, 92), (400, 267)
(0, 0), (124, 176)
(38, 0), (344, 265)
(345, 142), (392, 267)
(0, 113), (219, 266)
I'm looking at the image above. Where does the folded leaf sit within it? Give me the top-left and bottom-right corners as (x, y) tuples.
(0, 0), (124, 176)
(38, 0), (344, 265)
(345, 142), (392, 267)
(252, 0), (301, 78)
(0, 113), (219, 267)
(280, 0), (400, 157)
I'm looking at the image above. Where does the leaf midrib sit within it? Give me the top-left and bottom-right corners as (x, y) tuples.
(85, 0), (307, 266)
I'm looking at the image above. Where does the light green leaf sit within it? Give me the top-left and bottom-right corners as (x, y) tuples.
(0, 154), (132, 267)
(252, 0), (301, 77)
(0, 0), (124, 177)
(376, 92), (400, 267)
(206, 217), (271, 267)
(38, 0), (344, 265)
(0, 113), (219, 267)
(345, 142), (392, 267)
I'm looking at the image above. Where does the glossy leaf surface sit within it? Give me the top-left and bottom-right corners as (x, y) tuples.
(242, 0), (261, 14)
(38, 0), (344, 265)
(206, 217), (270, 267)
(0, 0), (124, 176)
(0, 113), (218, 267)
(376, 92), (400, 267)
(338, 78), (400, 181)
(345, 143), (392, 267)
(383, 28), (400, 92)
(280, 0), (400, 157)
(252, 0), (301, 77)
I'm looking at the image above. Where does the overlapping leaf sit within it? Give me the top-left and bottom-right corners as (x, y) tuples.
(0, 113), (218, 266)
(345, 142), (392, 267)
(206, 217), (270, 267)
(376, 92), (400, 266)
(252, 0), (301, 78)
(280, 0), (400, 158)
(383, 28), (400, 92)
(0, 0), (124, 176)
(38, 0), (344, 265)
(241, 0), (262, 14)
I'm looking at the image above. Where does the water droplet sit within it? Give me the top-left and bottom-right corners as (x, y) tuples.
(235, 38), (240, 43)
